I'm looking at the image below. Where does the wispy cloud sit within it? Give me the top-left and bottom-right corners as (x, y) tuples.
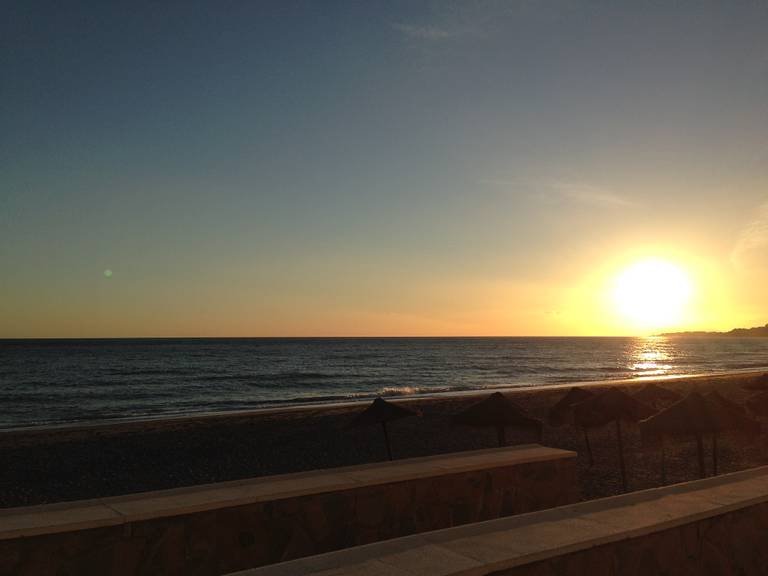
(731, 201), (768, 270)
(549, 181), (635, 208)
(391, 23), (458, 41)
(480, 177), (635, 208)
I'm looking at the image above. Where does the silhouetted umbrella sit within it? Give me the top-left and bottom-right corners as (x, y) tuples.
(633, 383), (681, 409)
(640, 391), (758, 479)
(640, 392), (713, 479)
(742, 373), (768, 392)
(631, 385), (682, 481)
(548, 387), (595, 426)
(352, 397), (420, 460)
(454, 392), (542, 447)
(573, 389), (656, 491)
(706, 391), (760, 475)
(548, 387), (596, 466)
(747, 390), (768, 419)
(746, 390), (768, 461)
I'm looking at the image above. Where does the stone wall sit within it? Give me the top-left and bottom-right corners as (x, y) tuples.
(493, 502), (768, 575)
(235, 466), (768, 576)
(0, 444), (576, 576)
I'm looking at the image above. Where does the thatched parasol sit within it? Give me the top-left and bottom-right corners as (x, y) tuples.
(741, 373), (768, 392)
(572, 389), (656, 491)
(632, 384), (681, 481)
(352, 397), (420, 460)
(548, 386), (596, 466)
(453, 392), (542, 447)
(640, 391), (758, 479)
(639, 392), (713, 479)
(548, 387), (595, 426)
(746, 390), (768, 460)
(705, 391), (760, 475)
(633, 383), (681, 409)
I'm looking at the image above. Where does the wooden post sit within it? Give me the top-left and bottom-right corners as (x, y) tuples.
(382, 421), (392, 461)
(660, 436), (667, 485)
(497, 425), (506, 447)
(616, 419), (627, 492)
(583, 428), (594, 467)
(696, 434), (706, 478)
(712, 433), (719, 476)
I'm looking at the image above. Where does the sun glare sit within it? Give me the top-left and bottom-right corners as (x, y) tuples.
(612, 258), (692, 331)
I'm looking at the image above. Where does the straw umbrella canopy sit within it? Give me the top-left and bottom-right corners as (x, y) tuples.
(633, 384), (681, 481)
(351, 397), (420, 461)
(639, 392), (714, 479)
(706, 391), (757, 430)
(639, 391), (758, 479)
(633, 383), (681, 410)
(746, 390), (768, 461)
(548, 387), (596, 466)
(572, 389), (656, 491)
(453, 392), (542, 447)
(705, 391), (760, 475)
(548, 387), (595, 426)
(742, 373), (768, 392)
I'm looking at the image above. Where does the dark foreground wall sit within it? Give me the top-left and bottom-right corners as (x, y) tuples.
(495, 502), (768, 575)
(238, 465), (768, 576)
(0, 445), (576, 576)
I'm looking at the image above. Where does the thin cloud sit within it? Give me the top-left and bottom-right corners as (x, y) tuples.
(550, 181), (635, 208)
(391, 23), (458, 41)
(731, 202), (768, 270)
(480, 177), (634, 208)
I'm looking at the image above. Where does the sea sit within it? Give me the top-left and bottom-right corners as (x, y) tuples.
(2, 337), (768, 429)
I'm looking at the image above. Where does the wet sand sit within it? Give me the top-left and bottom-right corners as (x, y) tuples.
(1, 370), (767, 508)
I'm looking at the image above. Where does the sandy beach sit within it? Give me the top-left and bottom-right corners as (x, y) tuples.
(1, 370), (767, 509)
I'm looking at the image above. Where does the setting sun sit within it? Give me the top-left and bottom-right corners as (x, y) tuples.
(612, 259), (693, 330)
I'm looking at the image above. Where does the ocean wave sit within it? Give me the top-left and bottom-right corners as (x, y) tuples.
(724, 362), (768, 370)
(104, 368), (198, 377)
(377, 384), (478, 397)
(6, 337), (768, 428)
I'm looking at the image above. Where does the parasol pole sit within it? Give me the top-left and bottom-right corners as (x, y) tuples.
(695, 433), (706, 478)
(497, 425), (507, 447)
(382, 421), (392, 461)
(616, 419), (627, 492)
(583, 427), (594, 467)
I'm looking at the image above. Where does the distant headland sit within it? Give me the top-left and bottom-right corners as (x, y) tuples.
(659, 323), (768, 337)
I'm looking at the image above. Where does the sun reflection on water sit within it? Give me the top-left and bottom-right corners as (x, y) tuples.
(629, 337), (674, 377)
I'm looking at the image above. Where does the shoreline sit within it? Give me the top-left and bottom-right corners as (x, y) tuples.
(2, 367), (766, 438)
(2, 367), (768, 508)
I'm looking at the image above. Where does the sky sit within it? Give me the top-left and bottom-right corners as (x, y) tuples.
(2, 1), (768, 338)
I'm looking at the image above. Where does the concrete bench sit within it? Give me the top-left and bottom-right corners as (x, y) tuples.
(0, 444), (576, 576)
(232, 465), (768, 576)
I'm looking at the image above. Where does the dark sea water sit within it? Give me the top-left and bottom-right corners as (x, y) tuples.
(2, 337), (768, 429)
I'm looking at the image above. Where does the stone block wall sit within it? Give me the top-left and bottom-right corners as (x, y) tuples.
(495, 502), (768, 576)
(234, 466), (768, 576)
(0, 445), (577, 576)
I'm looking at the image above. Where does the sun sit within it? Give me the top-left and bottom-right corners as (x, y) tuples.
(611, 258), (692, 330)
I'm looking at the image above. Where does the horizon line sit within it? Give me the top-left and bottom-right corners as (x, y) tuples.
(0, 334), (678, 340)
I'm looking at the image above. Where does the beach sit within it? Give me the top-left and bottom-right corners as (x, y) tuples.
(1, 370), (766, 509)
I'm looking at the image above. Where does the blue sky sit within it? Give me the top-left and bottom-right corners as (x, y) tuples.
(3, 1), (768, 336)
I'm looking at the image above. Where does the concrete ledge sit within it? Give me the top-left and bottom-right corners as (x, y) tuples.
(231, 465), (768, 576)
(0, 445), (577, 575)
(0, 444), (573, 541)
